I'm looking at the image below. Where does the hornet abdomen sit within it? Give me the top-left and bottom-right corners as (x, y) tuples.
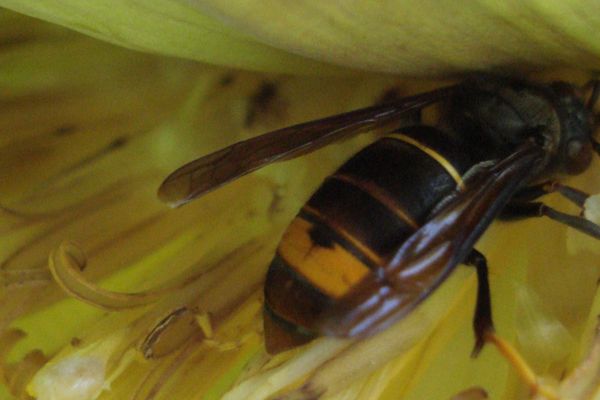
(264, 126), (474, 353)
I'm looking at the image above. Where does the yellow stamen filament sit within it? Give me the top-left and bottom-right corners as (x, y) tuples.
(557, 324), (600, 398)
(450, 386), (488, 399)
(0, 203), (63, 220)
(197, 311), (256, 352)
(196, 312), (214, 339)
(204, 333), (254, 352)
(9, 350), (47, 396)
(0, 329), (44, 398)
(0, 329), (26, 361)
(1, 268), (51, 287)
(48, 241), (191, 310)
(486, 333), (559, 400)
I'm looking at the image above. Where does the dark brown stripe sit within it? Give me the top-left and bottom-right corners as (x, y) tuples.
(264, 253), (333, 331)
(328, 173), (419, 229)
(299, 206), (382, 268)
(388, 133), (465, 189)
(336, 136), (459, 224)
(263, 302), (316, 354)
(305, 178), (415, 260)
(263, 302), (315, 337)
(395, 126), (473, 175)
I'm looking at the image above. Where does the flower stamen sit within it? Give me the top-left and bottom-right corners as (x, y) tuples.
(450, 386), (488, 399)
(48, 241), (199, 310)
(486, 332), (559, 399)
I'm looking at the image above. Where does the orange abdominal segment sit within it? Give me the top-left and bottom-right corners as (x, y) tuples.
(278, 217), (371, 299)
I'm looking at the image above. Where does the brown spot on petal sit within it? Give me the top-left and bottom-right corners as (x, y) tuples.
(52, 124), (77, 137)
(376, 86), (405, 105)
(245, 81), (283, 128)
(219, 74), (235, 87)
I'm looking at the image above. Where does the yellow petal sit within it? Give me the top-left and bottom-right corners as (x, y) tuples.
(3, 2), (600, 74)
(194, 1), (600, 74)
(0, 0), (349, 74)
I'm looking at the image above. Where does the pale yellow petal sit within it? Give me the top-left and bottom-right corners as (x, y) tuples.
(0, 0), (349, 74)
(194, 0), (600, 74)
(3, 2), (600, 74)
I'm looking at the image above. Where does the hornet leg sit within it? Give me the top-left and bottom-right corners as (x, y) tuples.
(464, 249), (493, 357)
(465, 249), (559, 399)
(501, 200), (600, 240)
(501, 180), (590, 220)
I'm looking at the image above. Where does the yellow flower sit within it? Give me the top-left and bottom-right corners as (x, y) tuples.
(1, 3), (600, 400)
(1, 1), (600, 75)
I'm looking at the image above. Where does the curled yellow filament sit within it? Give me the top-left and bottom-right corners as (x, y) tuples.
(49, 241), (178, 310)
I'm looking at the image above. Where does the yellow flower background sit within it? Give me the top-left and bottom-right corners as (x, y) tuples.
(1, 2), (600, 400)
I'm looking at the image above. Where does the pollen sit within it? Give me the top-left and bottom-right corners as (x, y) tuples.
(27, 355), (106, 400)
(584, 194), (600, 224)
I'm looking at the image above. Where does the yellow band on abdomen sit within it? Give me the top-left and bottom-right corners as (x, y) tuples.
(388, 133), (466, 190)
(278, 215), (372, 298)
